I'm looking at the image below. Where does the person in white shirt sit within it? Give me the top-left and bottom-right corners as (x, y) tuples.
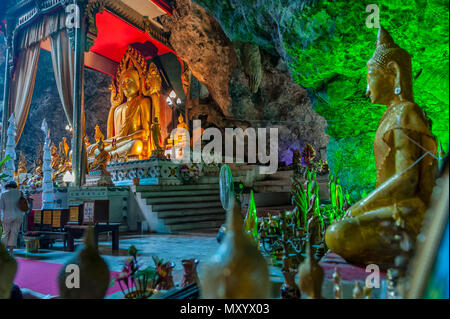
(0, 182), (24, 254)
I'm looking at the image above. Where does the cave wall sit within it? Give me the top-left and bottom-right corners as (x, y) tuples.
(194, 0), (449, 201)
(161, 0), (329, 166)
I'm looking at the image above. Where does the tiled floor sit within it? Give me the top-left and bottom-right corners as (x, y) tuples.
(13, 232), (385, 299)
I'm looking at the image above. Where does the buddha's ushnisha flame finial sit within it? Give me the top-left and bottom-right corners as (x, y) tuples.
(369, 26), (411, 73)
(376, 26), (398, 49)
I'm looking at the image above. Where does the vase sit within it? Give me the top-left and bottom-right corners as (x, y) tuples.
(156, 262), (175, 290)
(24, 237), (40, 253)
(181, 258), (199, 288)
(133, 178), (140, 186)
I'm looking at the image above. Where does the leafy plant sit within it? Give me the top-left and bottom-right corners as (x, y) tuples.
(0, 155), (12, 182)
(110, 245), (159, 299)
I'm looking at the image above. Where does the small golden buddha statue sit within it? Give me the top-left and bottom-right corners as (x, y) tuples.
(84, 136), (91, 149)
(168, 114), (190, 159)
(325, 27), (437, 266)
(89, 139), (110, 172)
(55, 137), (70, 176)
(17, 151), (27, 175)
(149, 117), (164, 158)
(33, 143), (44, 176)
(94, 125), (104, 143)
(51, 142), (59, 170)
(177, 113), (189, 131)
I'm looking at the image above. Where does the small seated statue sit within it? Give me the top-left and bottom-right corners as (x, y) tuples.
(89, 139), (110, 173)
(167, 114), (190, 159)
(325, 27), (437, 267)
(55, 137), (70, 177)
(50, 142), (59, 170)
(17, 151), (27, 175)
(33, 144), (43, 176)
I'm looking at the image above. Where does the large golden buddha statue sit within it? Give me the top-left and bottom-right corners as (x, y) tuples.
(88, 47), (162, 161)
(325, 27), (437, 266)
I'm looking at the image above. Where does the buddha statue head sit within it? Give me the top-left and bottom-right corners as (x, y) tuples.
(120, 67), (140, 100)
(178, 114), (184, 124)
(366, 27), (413, 106)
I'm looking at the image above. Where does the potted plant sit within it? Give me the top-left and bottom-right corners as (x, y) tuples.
(110, 245), (159, 299)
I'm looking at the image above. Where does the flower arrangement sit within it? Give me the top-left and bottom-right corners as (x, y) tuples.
(110, 245), (159, 299)
(180, 164), (200, 184)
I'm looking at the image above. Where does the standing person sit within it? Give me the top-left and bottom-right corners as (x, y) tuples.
(0, 182), (25, 254)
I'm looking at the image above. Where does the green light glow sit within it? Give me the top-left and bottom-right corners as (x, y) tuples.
(195, 0), (449, 201)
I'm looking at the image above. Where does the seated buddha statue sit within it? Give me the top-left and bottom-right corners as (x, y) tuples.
(103, 67), (151, 161)
(325, 27), (437, 267)
(167, 114), (190, 159)
(17, 151), (27, 175)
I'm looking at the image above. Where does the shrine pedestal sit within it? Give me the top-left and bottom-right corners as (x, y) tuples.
(107, 158), (184, 186)
(67, 186), (130, 231)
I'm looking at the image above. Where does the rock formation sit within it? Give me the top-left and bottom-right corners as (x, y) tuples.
(160, 0), (238, 117)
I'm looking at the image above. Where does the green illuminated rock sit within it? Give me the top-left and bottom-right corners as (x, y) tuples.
(195, 0), (449, 201)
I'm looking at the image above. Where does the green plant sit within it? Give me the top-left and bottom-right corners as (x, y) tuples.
(0, 155), (12, 182)
(110, 245), (159, 299)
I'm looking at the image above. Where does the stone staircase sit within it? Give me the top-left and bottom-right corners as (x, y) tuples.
(134, 184), (226, 233)
(132, 163), (330, 234)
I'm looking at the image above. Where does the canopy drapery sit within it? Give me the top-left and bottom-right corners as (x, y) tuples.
(10, 10), (70, 144)
(50, 29), (75, 126)
(10, 42), (40, 143)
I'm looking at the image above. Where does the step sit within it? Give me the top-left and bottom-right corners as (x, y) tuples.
(254, 185), (292, 193)
(266, 170), (293, 179)
(167, 220), (224, 232)
(254, 180), (291, 186)
(197, 176), (220, 184)
(135, 184), (219, 192)
(139, 189), (219, 198)
(157, 207), (225, 218)
(151, 201), (223, 211)
(146, 194), (220, 205)
(163, 213), (226, 225)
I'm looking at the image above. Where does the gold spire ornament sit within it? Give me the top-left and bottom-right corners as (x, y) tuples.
(0, 242), (17, 299)
(58, 227), (110, 299)
(297, 240), (324, 299)
(353, 281), (364, 299)
(199, 165), (271, 298)
(332, 267), (342, 299)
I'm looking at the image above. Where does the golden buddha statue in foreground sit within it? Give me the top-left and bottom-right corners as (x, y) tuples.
(325, 27), (437, 266)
